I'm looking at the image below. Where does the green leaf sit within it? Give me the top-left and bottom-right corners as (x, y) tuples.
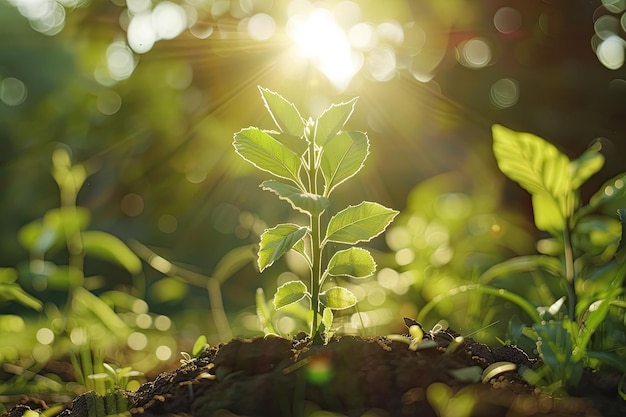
(314, 97), (358, 146)
(325, 202), (398, 245)
(322, 307), (334, 330)
(589, 173), (626, 209)
(82, 231), (142, 275)
(272, 132), (309, 156)
(256, 288), (277, 335)
(492, 124), (571, 198)
(258, 86), (305, 137)
(233, 127), (302, 184)
(569, 143), (605, 190)
(576, 299), (611, 357)
(273, 280), (308, 310)
(261, 180), (330, 215)
(327, 248), (376, 278)
(319, 286), (357, 310)
(192, 335), (208, 357)
(531, 192), (565, 233)
(258, 224), (308, 271)
(321, 131), (369, 195)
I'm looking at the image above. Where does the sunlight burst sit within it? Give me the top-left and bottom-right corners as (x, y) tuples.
(287, 8), (361, 91)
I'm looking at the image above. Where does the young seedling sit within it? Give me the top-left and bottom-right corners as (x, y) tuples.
(233, 87), (398, 343)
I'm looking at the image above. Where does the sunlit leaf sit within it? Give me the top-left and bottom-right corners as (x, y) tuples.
(272, 132), (308, 156)
(325, 202), (398, 245)
(273, 280), (308, 310)
(261, 180), (330, 215)
(192, 335), (208, 357)
(256, 288), (277, 335)
(321, 131), (369, 195)
(258, 86), (305, 137)
(322, 307), (333, 330)
(569, 143), (604, 190)
(492, 124), (571, 198)
(233, 127), (302, 184)
(258, 224), (308, 271)
(314, 97), (358, 146)
(82, 231), (142, 274)
(531, 192), (565, 233)
(326, 248), (376, 278)
(319, 286), (357, 310)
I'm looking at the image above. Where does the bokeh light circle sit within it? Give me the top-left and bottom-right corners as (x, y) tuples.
(490, 78), (520, 109)
(457, 38), (492, 68)
(493, 7), (522, 34)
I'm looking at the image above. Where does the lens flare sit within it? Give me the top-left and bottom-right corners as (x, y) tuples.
(287, 8), (361, 90)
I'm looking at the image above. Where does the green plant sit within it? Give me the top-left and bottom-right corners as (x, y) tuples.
(420, 125), (626, 393)
(233, 87), (398, 343)
(415, 125), (626, 394)
(489, 125), (626, 391)
(0, 147), (174, 402)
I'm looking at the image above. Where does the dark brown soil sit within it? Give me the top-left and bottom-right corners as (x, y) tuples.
(5, 328), (624, 417)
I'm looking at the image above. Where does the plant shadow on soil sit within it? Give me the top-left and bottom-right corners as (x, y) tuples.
(4, 327), (625, 417)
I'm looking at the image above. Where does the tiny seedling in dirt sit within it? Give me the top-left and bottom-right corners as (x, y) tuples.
(233, 87), (398, 343)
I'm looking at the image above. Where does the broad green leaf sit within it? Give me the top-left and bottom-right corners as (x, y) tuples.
(569, 143), (604, 190)
(258, 86), (305, 137)
(319, 286), (357, 310)
(531, 192), (565, 233)
(273, 280), (308, 310)
(261, 180), (330, 215)
(588, 173), (626, 209)
(321, 131), (369, 195)
(272, 132), (309, 156)
(82, 231), (142, 274)
(532, 320), (583, 385)
(492, 124), (571, 198)
(480, 255), (562, 284)
(258, 224), (308, 271)
(233, 127), (302, 184)
(314, 97), (358, 146)
(325, 202), (398, 245)
(327, 248), (376, 278)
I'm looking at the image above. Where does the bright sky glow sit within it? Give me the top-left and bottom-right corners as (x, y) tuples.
(287, 8), (362, 91)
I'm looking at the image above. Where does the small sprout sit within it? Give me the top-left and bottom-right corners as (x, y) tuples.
(445, 336), (464, 354)
(481, 361), (518, 384)
(234, 87), (397, 342)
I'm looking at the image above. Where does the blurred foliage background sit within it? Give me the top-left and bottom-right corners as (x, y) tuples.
(1, 0), (626, 404)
